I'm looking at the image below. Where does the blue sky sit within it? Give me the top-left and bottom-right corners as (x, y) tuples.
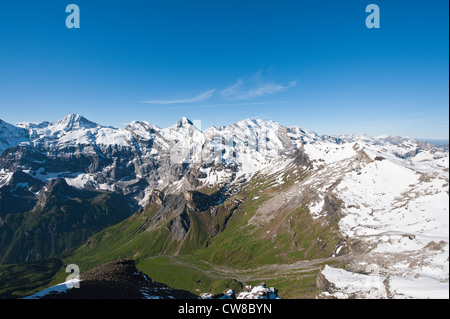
(0, 0), (448, 139)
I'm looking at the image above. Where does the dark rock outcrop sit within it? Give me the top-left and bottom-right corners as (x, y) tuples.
(40, 259), (198, 299)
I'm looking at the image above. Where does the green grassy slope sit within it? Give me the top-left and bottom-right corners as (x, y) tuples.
(0, 258), (63, 299)
(0, 180), (134, 264)
(60, 165), (344, 298)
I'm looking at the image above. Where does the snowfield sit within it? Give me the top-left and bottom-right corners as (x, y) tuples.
(315, 139), (449, 299)
(23, 279), (81, 299)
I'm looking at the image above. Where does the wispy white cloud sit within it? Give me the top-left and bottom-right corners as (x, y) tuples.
(168, 101), (289, 110)
(141, 71), (296, 105)
(235, 81), (296, 100)
(220, 79), (244, 97)
(221, 72), (297, 100)
(142, 88), (216, 104)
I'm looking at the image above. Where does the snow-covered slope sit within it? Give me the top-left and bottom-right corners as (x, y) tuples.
(0, 115), (310, 199)
(1, 114), (448, 298)
(312, 140), (449, 299)
(0, 119), (28, 154)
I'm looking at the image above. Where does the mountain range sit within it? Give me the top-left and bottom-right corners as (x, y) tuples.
(0, 114), (448, 299)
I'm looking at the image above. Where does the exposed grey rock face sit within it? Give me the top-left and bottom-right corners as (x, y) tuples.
(0, 115), (313, 210)
(0, 119), (28, 154)
(1, 115), (445, 228)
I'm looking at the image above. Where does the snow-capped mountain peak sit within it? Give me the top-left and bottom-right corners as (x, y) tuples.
(176, 117), (194, 128)
(53, 114), (100, 131)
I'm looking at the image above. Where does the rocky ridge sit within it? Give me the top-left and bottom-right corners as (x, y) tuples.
(1, 114), (448, 298)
